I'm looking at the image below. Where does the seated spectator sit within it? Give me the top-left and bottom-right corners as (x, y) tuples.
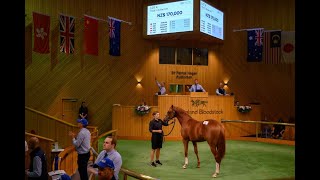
(60, 174), (71, 180)
(93, 157), (116, 180)
(25, 140), (29, 169)
(216, 82), (229, 96)
(88, 136), (122, 180)
(25, 137), (49, 180)
(261, 125), (272, 138)
(271, 118), (285, 139)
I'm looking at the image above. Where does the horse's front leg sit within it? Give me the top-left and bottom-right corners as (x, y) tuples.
(182, 139), (189, 169)
(192, 141), (200, 168)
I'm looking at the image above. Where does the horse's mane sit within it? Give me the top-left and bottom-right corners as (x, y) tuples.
(173, 106), (192, 118)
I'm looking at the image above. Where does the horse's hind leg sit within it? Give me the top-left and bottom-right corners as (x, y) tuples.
(192, 141), (200, 168)
(209, 145), (220, 178)
(182, 139), (189, 169)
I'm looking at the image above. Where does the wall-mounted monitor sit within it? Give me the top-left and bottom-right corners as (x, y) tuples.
(200, 0), (224, 40)
(146, 0), (194, 36)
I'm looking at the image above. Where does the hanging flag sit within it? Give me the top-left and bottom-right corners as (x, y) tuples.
(84, 15), (98, 56)
(247, 29), (263, 62)
(281, 31), (295, 64)
(33, 12), (50, 54)
(108, 17), (121, 56)
(59, 14), (75, 54)
(263, 31), (281, 64)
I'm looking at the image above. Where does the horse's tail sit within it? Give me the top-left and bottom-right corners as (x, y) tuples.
(217, 123), (226, 162)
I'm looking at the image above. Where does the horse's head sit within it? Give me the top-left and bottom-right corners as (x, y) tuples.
(163, 105), (176, 122)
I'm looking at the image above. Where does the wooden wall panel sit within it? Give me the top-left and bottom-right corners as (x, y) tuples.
(25, 0), (295, 135)
(25, 107), (98, 148)
(112, 95), (261, 140)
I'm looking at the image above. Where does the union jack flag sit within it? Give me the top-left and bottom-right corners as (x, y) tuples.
(109, 18), (115, 38)
(254, 29), (263, 46)
(59, 14), (75, 54)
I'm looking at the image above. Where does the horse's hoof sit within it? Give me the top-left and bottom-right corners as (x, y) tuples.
(182, 164), (187, 169)
(212, 173), (219, 178)
(197, 165), (200, 168)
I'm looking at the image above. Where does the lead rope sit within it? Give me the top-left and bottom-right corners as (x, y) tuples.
(163, 119), (176, 143)
(164, 119), (176, 136)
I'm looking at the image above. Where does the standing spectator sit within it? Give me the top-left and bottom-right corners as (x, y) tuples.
(188, 79), (206, 92)
(271, 118), (286, 139)
(155, 77), (166, 95)
(216, 82), (229, 96)
(79, 101), (89, 120)
(25, 137), (48, 180)
(69, 119), (91, 180)
(88, 136), (122, 180)
(149, 111), (169, 167)
(93, 157), (116, 180)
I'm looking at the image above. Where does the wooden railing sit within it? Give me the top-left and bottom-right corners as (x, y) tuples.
(53, 145), (78, 175)
(221, 119), (295, 145)
(25, 106), (98, 148)
(120, 167), (159, 180)
(54, 129), (159, 179)
(54, 130), (118, 175)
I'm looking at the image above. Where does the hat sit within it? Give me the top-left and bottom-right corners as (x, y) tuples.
(93, 157), (115, 170)
(60, 174), (71, 180)
(77, 119), (88, 126)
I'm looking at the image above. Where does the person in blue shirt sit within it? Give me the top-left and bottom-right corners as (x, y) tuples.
(188, 79), (206, 92)
(88, 136), (122, 180)
(69, 119), (91, 180)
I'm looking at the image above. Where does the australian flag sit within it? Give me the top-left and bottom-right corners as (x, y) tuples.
(59, 14), (75, 54)
(247, 29), (264, 62)
(108, 17), (121, 56)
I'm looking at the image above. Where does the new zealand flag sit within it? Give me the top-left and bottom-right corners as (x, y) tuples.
(108, 17), (121, 56)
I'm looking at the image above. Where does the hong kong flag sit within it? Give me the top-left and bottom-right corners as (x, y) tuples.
(33, 12), (50, 54)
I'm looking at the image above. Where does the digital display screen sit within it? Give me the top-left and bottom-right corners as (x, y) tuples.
(147, 0), (194, 35)
(200, 0), (224, 40)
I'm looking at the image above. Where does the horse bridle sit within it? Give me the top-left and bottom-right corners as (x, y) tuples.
(165, 109), (176, 121)
(163, 109), (176, 136)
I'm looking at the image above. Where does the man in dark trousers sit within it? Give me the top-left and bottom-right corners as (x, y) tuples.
(25, 137), (48, 180)
(149, 111), (169, 167)
(69, 118), (91, 180)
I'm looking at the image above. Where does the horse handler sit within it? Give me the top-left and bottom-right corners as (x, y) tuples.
(148, 111), (169, 167)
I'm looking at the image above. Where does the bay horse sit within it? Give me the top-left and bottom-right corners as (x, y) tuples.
(163, 105), (226, 178)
